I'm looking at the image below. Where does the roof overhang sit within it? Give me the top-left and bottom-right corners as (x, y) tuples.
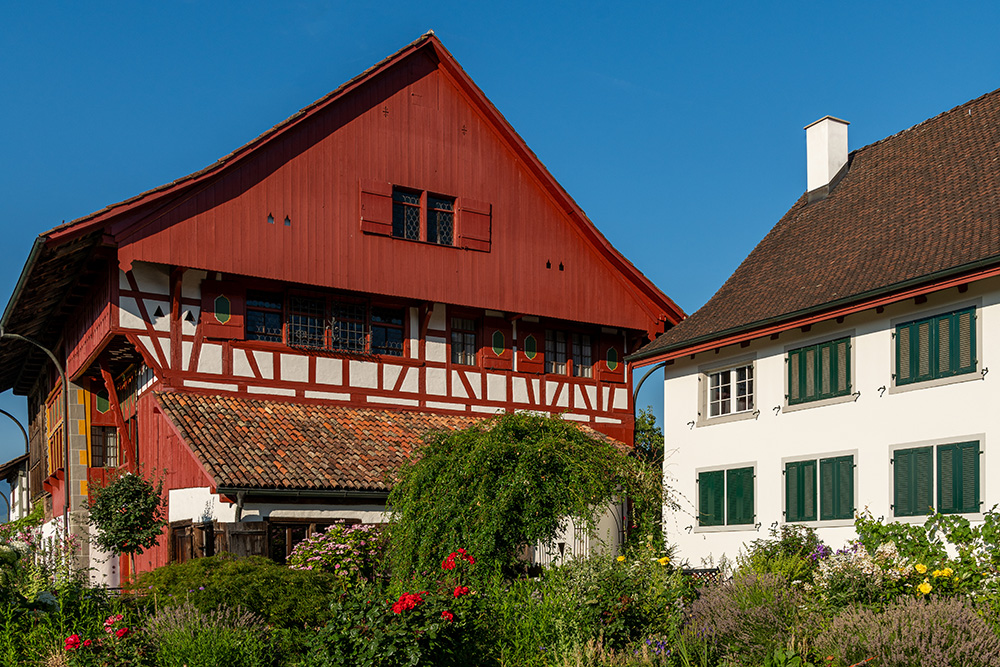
(628, 256), (1000, 367)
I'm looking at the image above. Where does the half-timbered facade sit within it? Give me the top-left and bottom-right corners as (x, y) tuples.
(0, 33), (683, 580)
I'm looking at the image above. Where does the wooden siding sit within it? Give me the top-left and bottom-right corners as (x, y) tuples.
(112, 50), (668, 334)
(65, 266), (114, 380)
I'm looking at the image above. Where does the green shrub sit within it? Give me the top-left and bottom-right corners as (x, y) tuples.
(816, 596), (1000, 667)
(136, 553), (337, 628)
(387, 412), (661, 576)
(302, 548), (481, 667)
(145, 602), (271, 667)
(740, 524), (826, 583)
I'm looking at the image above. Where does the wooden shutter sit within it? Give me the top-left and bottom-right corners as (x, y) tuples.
(359, 180), (393, 236)
(726, 467), (754, 525)
(788, 350), (801, 402)
(482, 317), (512, 370)
(957, 309), (975, 373)
(938, 442), (980, 514)
(698, 470), (724, 527)
(200, 281), (245, 340)
(894, 446), (932, 517)
(785, 460), (816, 522)
(820, 455), (854, 521)
(897, 325), (911, 383)
(516, 321), (544, 374)
(596, 336), (626, 383)
(456, 198), (492, 252)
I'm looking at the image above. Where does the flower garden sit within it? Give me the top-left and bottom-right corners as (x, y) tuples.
(4, 414), (1000, 666)
(3, 508), (1000, 666)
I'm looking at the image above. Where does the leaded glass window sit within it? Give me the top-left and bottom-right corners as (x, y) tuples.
(392, 189), (421, 240)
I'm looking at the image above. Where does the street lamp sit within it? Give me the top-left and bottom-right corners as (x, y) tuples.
(0, 329), (70, 536)
(0, 407), (29, 522)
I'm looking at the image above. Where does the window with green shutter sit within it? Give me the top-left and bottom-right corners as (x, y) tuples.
(785, 460), (817, 522)
(893, 446), (934, 517)
(937, 442), (980, 515)
(820, 455), (855, 520)
(726, 467), (755, 525)
(698, 470), (725, 526)
(896, 307), (976, 385)
(788, 337), (851, 405)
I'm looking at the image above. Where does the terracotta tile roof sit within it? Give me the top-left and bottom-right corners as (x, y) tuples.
(637, 87), (1000, 357)
(156, 392), (625, 492)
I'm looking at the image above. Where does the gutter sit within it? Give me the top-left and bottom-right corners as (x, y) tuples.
(0, 237), (45, 329)
(216, 486), (390, 501)
(627, 253), (1000, 365)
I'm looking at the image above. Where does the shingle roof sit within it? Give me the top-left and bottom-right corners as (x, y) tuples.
(156, 392), (625, 492)
(636, 87), (1000, 357)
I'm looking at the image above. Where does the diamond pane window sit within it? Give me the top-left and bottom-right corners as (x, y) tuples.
(392, 189), (421, 240)
(428, 196), (454, 246)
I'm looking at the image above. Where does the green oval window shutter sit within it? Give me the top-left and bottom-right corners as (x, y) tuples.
(524, 334), (537, 360)
(492, 330), (505, 356)
(607, 347), (619, 371)
(214, 295), (232, 324)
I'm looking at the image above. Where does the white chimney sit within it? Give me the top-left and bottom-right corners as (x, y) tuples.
(805, 116), (849, 193)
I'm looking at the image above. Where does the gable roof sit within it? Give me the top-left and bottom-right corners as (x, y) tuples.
(632, 86), (1000, 361)
(156, 391), (624, 493)
(0, 33), (682, 394)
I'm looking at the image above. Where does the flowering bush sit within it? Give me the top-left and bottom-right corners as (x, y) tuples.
(145, 602), (271, 667)
(60, 611), (145, 666)
(816, 596), (1000, 667)
(286, 522), (385, 588)
(303, 548), (480, 667)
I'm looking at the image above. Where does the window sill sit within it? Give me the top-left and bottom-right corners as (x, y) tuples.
(889, 371), (982, 395)
(784, 392), (856, 414)
(782, 518), (855, 529)
(694, 523), (758, 534)
(697, 409), (757, 428)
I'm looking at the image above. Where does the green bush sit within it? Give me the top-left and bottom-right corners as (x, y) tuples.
(287, 521), (386, 589)
(740, 524), (827, 583)
(136, 553), (337, 628)
(145, 602), (272, 667)
(816, 596), (1000, 667)
(387, 412), (661, 577)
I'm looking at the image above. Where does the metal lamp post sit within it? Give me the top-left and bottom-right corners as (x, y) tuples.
(0, 329), (70, 536)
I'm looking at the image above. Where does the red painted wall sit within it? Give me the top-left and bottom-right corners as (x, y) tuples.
(113, 50), (668, 333)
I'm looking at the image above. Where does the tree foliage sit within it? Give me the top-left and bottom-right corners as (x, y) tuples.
(386, 412), (660, 577)
(86, 470), (167, 556)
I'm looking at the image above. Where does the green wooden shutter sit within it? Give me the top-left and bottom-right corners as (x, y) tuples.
(898, 308), (976, 385)
(894, 446), (933, 517)
(897, 324), (912, 384)
(727, 467), (754, 525)
(788, 350), (801, 403)
(785, 460), (816, 522)
(789, 339), (850, 404)
(938, 442), (980, 514)
(698, 470), (725, 526)
(820, 455), (854, 520)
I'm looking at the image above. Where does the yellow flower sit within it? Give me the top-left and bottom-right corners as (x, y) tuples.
(657, 556), (670, 566)
(918, 581), (932, 595)
(941, 567), (953, 577)
(915, 563), (928, 574)
(616, 555), (626, 562)
(932, 569), (942, 577)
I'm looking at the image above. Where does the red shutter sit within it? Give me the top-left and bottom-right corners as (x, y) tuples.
(457, 198), (492, 252)
(597, 336), (625, 383)
(482, 317), (512, 370)
(516, 321), (545, 374)
(360, 180), (393, 236)
(201, 281), (245, 340)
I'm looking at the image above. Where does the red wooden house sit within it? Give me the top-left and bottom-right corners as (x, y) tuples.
(0, 33), (683, 580)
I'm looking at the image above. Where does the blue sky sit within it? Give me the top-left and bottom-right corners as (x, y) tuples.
(2, 2), (1000, 510)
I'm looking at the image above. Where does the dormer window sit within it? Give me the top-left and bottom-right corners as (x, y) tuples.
(391, 188), (454, 246)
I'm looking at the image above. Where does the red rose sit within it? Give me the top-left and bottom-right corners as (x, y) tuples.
(115, 627), (129, 639)
(454, 585), (470, 597)
(467, 556), (475, 564)
(64, 635), (81, 651)
(442, 554), (456, 570)
(83, 640), (92, 648)
(441, 610), (454, 622)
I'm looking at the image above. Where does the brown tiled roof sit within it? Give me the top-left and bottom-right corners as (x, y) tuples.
(156, 392), (625, 492)
(636, 87), (1000, 357)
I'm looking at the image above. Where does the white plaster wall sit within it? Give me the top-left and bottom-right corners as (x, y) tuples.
(168, 487), (238, 523)
(663, 281), (1000, 567)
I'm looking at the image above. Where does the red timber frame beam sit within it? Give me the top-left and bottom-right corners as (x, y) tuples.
(633, 266), (1000, 368)
(99, 363), (137, 472)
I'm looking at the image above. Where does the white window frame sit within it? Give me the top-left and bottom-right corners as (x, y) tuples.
(696, 354), (757, 427)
